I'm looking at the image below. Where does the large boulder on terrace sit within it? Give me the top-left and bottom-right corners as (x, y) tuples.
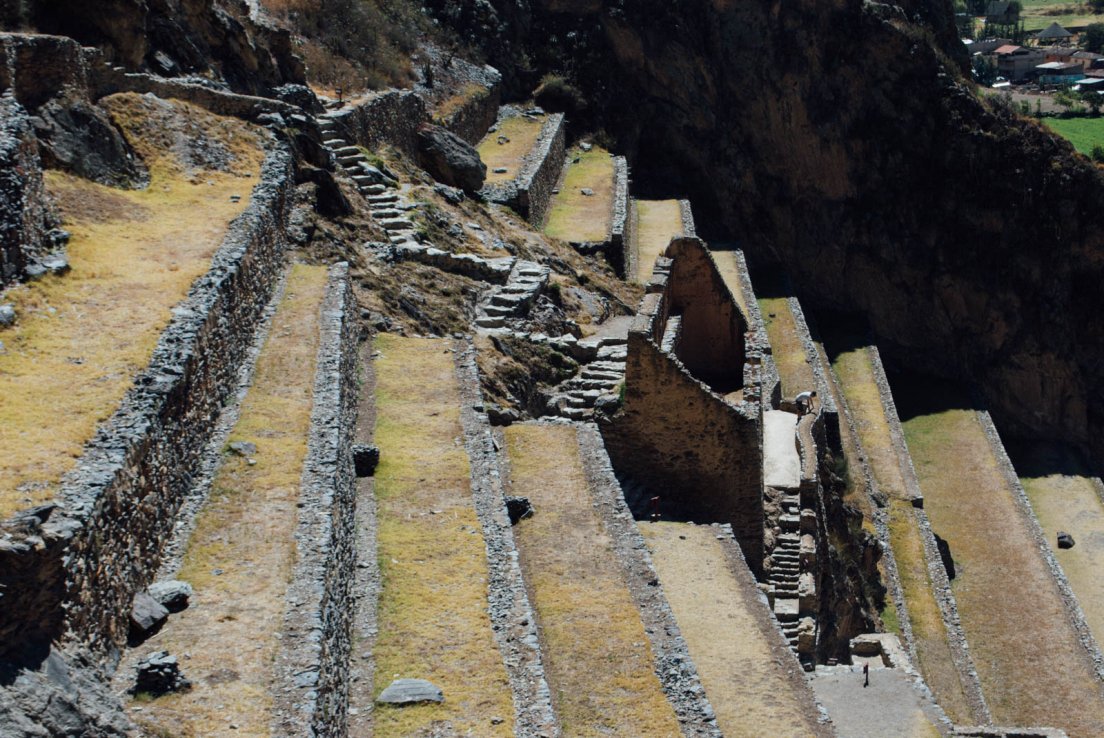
(416, 123), (487, 194)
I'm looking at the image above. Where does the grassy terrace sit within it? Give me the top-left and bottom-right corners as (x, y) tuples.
(757, 296), (816, 402)
(477, 115), (545, 185)
(505, 424), (681, 736)
(642, 522), (821, 737)
(899, 379), (1104, 736)
(633, 200), (683, 283)
(711, 250), (750, 317)
(0, 95), (263, 519)
(1013, 441), (1104, 654)
(544, 146), (615, 244)
(828, 342), (974, 722)
(127, 264), (327, 738)
(373, 336), (513, 736)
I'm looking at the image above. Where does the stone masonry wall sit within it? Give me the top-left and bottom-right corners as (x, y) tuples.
(603, 237), (765, 571)
(608, 155), (630, 274)
(0, 33), (91, 111)
(433, 72), (502, 145)
(272, 263), (359, 738)
(0, 94), (52, 286)
(327, 90), (428, 157)
(515, 112), (566, 228)
(0, 143), (295, 658)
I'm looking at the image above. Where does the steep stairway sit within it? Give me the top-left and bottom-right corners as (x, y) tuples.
(316, 115), (420, 247)
(474, 259), (550, 330)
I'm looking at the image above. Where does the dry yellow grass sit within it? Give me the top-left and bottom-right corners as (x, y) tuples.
(505, 424), (681, 737)
(544, 147), (615, 244)
(757, 296), (816, 402)
(711, 250), (750, 318)
(372, 335), (513, 737)
(642, 522), (820, 737)
(126, 263), (328, 738)
(477, 116), (545, 185)
(0, 97), (263, 519)
(633, 200), (683, 284)
(1018, 443), (1104, 657)
(904, 406), (1104, 736)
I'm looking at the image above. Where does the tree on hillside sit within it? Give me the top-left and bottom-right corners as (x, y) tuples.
(973, 55), (999, 86)
(1085, 23), (1104, 54)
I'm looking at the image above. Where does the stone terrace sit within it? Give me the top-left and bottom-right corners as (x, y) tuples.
(630, 199), (692, 284)
(478, 106), (566, 227)
(545, 145), (629, 269)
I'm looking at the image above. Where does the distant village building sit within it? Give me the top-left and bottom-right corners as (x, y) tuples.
(993, 44), (1047, 81)
(1035, 61), (1084, 86)
(1034, 22), (1073, 47)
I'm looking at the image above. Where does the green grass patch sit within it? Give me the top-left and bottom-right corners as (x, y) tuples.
(1044, 115), (1104, 155)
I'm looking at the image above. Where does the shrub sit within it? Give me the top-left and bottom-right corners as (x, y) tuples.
(533, 74), (586, 114)
(263, 0), (427, 92)
(1091, 144), (1104, 163)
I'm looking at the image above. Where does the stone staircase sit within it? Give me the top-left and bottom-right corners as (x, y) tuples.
(316, 115), (420, 247)
(769, 488), (818, 665)
(475, 260), (550, 330)
(545, 338), (627, 421)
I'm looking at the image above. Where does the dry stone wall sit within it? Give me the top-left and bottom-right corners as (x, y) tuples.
(0, 143), (295, 659)
(603, 237), (766, 570)
(481, 109), (565, 227)
(273, 263), (359, 738)
(326, 91), (428, 157)
(0, 94), (53, 286)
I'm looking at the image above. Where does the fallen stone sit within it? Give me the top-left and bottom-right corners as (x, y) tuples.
(377, 678), (444, 705)
(1058, 531), (1076, 549)
(353, 444), (381, 477)
(580, 142), (593, 152)
(505, 496), (534, 524)
(129, 592), (169, 641)
(580, 188), (594, 196)
(0, 304), (15, 327)
(493, 167), (508, 173)
(594, 394), (622, 414)
(228, 441), (258, 457)
(148, 580), (194, 613)
(433, 183), (465, 204)
(131, 651), (192, 696)
(487, 403), (520, 426)
(416, 123), (487, 194)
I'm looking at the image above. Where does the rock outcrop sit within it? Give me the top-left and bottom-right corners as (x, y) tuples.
(416, 123), (488, 194)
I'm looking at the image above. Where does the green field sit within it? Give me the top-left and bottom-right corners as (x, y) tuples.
(1044, 115), (1104, 154)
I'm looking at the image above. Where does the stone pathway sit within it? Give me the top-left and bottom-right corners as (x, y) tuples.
(641, 521), (829, 737)
(765, 410), (802, 489)
(810, 664), (944, 738)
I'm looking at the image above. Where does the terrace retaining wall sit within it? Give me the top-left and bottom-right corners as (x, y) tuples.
(324, 90), (428, 157)
(433, 72), (502, 145)
(0, 143), (295, 659)
(608, 156), (630, 274)
(482, 110), (565, 227)
(603, 237), (766, 571)
(0, 94), (53, 286)
(272, 263), (359, 738)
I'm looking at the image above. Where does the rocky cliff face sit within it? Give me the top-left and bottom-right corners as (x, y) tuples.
(3, 0), (303, 94)
(437, 0), (1104, 461)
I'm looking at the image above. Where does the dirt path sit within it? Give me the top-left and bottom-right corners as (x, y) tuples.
(903, 404), (1104, 736)
(504, 423), (682, 737)
(641, 522), (825, 738)
(123, 264), (327, 738)
(370, 335), (514, 737)
(633, 199), (683, 283)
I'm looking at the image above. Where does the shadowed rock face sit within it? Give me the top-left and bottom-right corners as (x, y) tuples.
(434, 0), (1104, 461)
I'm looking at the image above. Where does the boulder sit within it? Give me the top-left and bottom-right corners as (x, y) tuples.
(377, 678), (444, 706)
(33, 99), (148, 189)
(129, 592), (169, 642)
(130, 651), (192, 697)
(0, 304), (15, 327)
(487, 403), (520, 426)
(416, 124), (487, 194)
(228, 441), (257, 457)
(353, 444), (380, 477)
(148, 580), (193, 613)
(505, 496), (534, 524)
(1057, 531), (1076, 549)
